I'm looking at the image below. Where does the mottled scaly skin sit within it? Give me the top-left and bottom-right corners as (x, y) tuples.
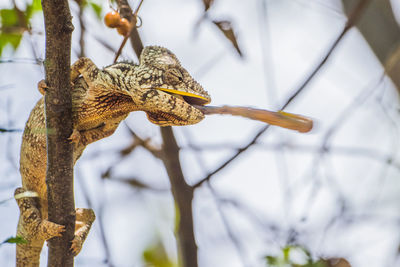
(15, 46), (211, 266)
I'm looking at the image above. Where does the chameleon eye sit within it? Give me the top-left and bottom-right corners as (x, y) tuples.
(175, 70), (184, 81)
(163, 68), (184, 85)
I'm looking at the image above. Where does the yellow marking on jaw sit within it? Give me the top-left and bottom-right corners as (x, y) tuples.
(155, 87), (210, 102)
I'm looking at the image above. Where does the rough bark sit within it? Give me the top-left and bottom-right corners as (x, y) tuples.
(41, 0), (75, 266)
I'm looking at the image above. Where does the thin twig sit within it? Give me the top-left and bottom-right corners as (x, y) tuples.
(281, 0), (371, 109)
(0, 58), (42, 64)
(106, 176), (169, 192)
(77, 0), (86, 58)
(113, 36), (129, 63)
(193, 0), (371, 188)
(114, 0), (145, 62)
(76, 168), (114, 267)
(0, 128), (22, 133)
(207, 183), (251, 267)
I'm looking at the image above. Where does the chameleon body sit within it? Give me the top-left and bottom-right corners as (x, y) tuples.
(15, 46), (211, 266)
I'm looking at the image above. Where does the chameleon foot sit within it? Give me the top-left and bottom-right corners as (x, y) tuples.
(70, 236), (83, 256)
(14, 187), (65, 241)
(70, 208), (95, 256)
(68, 129), (82, 145)
(40, 220), (65, 239)
(37, 80), (47, 95)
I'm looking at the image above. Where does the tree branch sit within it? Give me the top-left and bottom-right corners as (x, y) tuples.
(160, 127), (198, 267)
(115, 1), (199, 266)
(41, 0), (75, 266)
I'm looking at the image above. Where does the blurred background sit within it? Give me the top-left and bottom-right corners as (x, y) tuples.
(1, 0), (400, 266)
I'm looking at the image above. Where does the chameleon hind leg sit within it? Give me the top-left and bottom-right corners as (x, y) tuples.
(70, 208), (96, 256)
(14, 187), (66, 241)
(14, 187), (65, 267)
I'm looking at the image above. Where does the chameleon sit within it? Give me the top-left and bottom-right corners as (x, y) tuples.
(14, 46), (211, 267)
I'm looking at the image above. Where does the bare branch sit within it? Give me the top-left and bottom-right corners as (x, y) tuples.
(282, 0), (371, 109)
(193, 0), (371, 188)
(114, 2), (199, 266)
(160, 127), (198, 267)
(105, 176), (169, 192)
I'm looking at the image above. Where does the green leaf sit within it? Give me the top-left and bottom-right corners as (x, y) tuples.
(265, 255), (278, 265)
(143, 239), (177, 267)
(2, 236), (28, 245)
(0, 9), (18, 27)
(31, 0), (42, 12)
(26, 0), (43, 21)
(282, 246), (291, 261)
(89, 2), (102, 20)
(0, 32), (23, 55)
(302, 260), (328, 267)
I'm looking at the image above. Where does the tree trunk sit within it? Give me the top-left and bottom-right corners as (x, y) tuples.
(41, 0), (75, 266)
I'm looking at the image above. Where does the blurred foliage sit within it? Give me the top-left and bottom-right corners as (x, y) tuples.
(212, 20), (242, 57)
(1, 0), (243, 59)
(201, 0), (214, 12)
(0, 0), (41, 56)
(0, 0), (104, 56)
(1, 236), (27, 245)
(265, 245), (350, 267)
(85, 0), (103, 20)
(196, 0), (243, 57)
(143, 239), (177, 267)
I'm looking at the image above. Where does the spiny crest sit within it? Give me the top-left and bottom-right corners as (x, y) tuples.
(140, 46), (181, 69)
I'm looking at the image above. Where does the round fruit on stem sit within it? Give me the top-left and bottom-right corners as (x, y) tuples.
(104, 11), (121, 28)
(117, 18), (131, 36)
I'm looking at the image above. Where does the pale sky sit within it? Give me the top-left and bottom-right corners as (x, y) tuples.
(1, 0), (400, 266)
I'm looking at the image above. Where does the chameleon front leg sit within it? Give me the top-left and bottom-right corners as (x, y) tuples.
(69, 119), (124, 146)
(70, 57), (106, 88)
(70, 208), (95, 256)
(37, 57), (96, 96)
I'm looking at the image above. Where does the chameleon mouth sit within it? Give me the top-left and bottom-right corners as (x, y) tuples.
(146, 110), (190, 126)
(156, 88), (210, 106)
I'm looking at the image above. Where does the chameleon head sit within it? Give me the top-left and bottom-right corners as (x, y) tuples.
(133, 46), (211, 126)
